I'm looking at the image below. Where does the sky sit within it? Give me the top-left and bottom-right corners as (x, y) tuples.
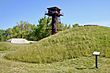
(0, 0), (110, 29)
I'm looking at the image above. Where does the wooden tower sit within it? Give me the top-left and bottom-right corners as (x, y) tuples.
(45, 7), (63, 35)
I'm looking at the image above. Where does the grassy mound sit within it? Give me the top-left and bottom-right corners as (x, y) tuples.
(4, 26), (110, 63)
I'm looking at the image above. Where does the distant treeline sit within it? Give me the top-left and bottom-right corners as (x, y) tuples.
(0, 16), (78, 41)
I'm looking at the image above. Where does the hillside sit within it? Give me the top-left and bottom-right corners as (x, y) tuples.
(4, 26), (110, 63)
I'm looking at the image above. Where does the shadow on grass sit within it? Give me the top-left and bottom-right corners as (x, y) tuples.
(75, 66), (96, 70)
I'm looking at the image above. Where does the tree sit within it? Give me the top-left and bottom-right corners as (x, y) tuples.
(0, 29), (5, 41)
(3, 17), (71, 41)
(34, 16), (71, 41)
(4, 21), (36, 41)
(72, 23), (79, 27)
(34, 16), (51, 40)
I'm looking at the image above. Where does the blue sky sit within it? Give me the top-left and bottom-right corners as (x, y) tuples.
(0, 0), (110, 29)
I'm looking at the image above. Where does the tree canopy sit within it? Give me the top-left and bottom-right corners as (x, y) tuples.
(0, 16), (71, 41)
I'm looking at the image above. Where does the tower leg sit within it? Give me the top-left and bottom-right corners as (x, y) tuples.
(52, 15), (58, 35)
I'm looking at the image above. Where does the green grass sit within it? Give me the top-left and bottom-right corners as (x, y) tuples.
(1, 26), (110, 73)
(4, 26), (110, 63)
(1, 54), (110, 73)
(0, 42), (12, 51)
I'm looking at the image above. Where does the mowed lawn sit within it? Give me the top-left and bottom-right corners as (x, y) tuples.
(1, 26), (110, 73)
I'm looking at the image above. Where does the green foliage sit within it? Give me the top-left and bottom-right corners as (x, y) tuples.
(4, 21), (36, 41)
(34, 16), (51, 41)
(4, 26), (110, 63)
(2, 16), (68, 41)
(34, 16), (69, 41)
(0, 29), (5, 41)
(72, 23), (79, 27)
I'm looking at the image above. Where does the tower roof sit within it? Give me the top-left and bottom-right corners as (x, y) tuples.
(47, 7), (61, 11)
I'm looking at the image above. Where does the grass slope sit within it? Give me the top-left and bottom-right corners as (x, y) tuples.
(0, 42), (12, 51)
(1, 53), (110, 73)
(4, 26), (110, 63)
